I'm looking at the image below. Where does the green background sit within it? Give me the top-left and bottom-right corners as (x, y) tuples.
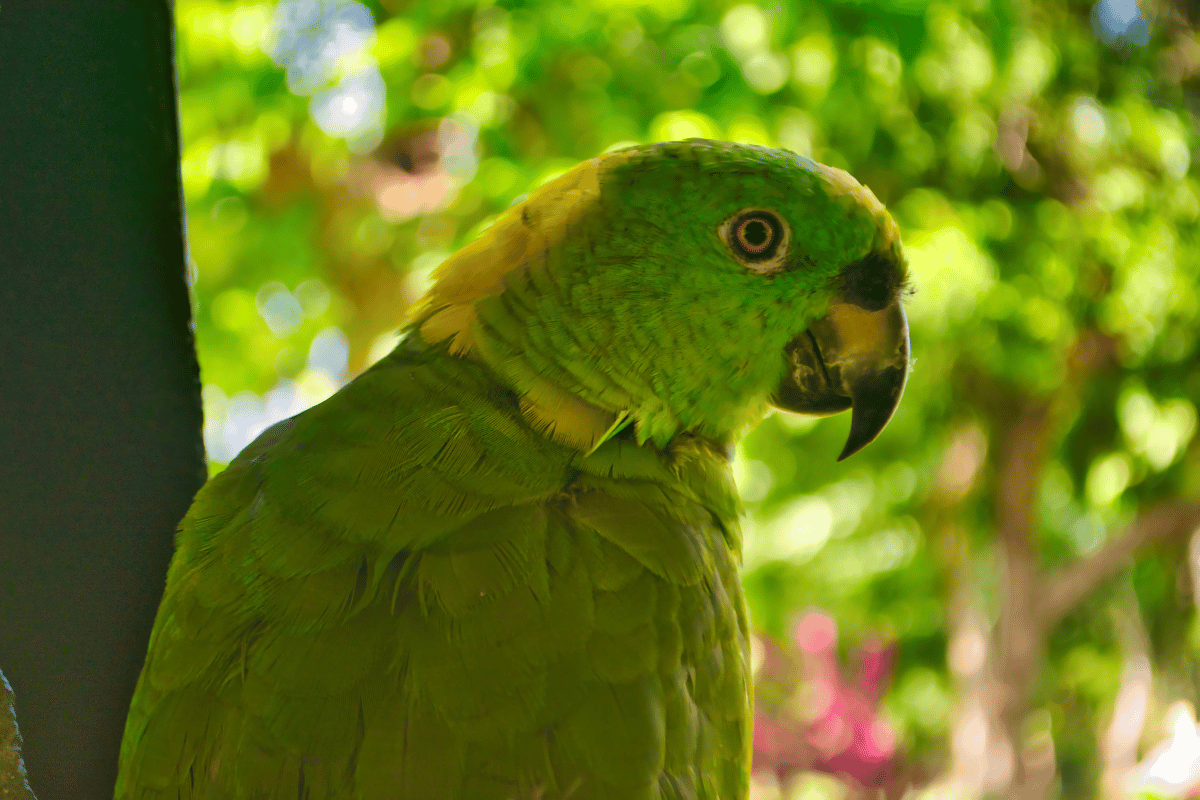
(174, 0), (1200, 796)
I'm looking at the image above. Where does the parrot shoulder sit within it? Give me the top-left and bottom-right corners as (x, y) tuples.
(118, 341), (581, 797)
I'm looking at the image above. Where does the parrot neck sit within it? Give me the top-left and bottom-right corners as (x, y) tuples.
(502, 369), (633, 454)
(469, 330), (756, 454)
(411, 283), (770, 453)
(412, 322), (632, 453)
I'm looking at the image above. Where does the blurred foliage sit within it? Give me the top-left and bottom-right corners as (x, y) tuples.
(175, 0), (1200, 795)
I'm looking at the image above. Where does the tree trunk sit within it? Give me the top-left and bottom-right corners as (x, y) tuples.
(0, 3), (202, 797)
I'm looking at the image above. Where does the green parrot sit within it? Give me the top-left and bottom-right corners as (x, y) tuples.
(116, 139), (909, 799)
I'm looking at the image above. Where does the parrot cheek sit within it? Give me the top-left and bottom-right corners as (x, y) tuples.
(771, 297), (909, 461)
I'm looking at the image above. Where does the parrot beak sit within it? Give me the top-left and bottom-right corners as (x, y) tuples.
(772, 295), (909, 461)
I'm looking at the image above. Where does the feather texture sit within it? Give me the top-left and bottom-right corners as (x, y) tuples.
(117, 337), (751, 799)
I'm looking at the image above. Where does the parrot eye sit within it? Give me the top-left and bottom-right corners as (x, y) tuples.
(736, 217), (773, 254)
(722, 209), (789, 273)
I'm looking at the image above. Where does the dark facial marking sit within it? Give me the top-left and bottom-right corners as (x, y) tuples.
(839, 250), (896, 311)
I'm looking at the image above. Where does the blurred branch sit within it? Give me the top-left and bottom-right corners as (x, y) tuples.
(0, 670), (35, 800)
(995, 403), (1056, 800)
(1042, 502), (1200, 625)
(981, 328), (1195, 800)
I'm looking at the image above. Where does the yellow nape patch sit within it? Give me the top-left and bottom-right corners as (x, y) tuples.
(815, 163), (902, 251)
(519, 374), (624, 452)
(411, 155), (612, 356)
(418, 304), (477, 355)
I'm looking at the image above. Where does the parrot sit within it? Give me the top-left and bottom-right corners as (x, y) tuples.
(115, 139), (909, 800)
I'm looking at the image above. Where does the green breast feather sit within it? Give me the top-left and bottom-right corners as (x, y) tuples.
(116, 140), (910, 800)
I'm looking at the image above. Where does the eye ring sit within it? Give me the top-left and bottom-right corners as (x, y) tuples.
(736, 217), (774, 254)
(722, 208), (789, 272)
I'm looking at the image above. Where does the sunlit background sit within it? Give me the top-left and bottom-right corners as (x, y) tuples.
(175, 0), (1200, 796)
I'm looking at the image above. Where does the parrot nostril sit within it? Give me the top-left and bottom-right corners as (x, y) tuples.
(838, 251), (895, 312)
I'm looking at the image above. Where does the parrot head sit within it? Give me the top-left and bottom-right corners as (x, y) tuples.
(410, 139), (909, 459)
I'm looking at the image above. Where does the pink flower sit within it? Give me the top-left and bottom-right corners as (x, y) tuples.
(753, 610), (900, 788)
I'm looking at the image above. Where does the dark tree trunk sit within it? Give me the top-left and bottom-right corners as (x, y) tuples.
(0, 2), (203, 797)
